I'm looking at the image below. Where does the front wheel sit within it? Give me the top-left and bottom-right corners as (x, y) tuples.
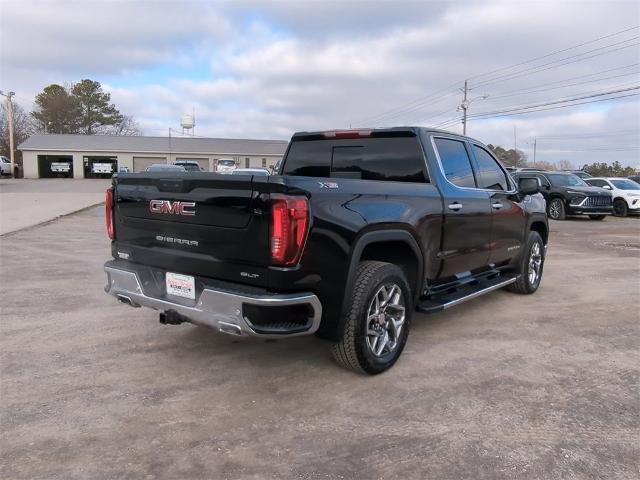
(547, 198), (566, 220)
(613, 199), (628, 217)
(589, 215), (606, 220)
(331, 261), (412, 375)
(506, 231), (545, 294)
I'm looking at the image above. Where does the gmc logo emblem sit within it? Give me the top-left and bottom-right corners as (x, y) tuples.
(149, 200), (196, 216)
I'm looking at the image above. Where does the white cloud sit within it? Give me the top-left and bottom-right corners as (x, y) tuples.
(1, 0), (638, 166)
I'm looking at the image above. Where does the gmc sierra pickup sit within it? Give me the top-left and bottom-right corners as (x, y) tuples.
(104, 127), (548, 374)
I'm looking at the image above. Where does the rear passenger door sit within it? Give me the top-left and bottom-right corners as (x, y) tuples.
(432, 137), (492, 278)
(470, 144), (526, 266)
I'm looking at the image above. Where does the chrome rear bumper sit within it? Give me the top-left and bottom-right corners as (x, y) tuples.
(104, 263), (322, 338)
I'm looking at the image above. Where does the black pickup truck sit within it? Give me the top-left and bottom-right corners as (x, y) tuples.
(104, 127), (548, 374)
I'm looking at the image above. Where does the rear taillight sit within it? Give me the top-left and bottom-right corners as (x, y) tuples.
(106, 187), (115, 240)
(270, 195), (309, 266)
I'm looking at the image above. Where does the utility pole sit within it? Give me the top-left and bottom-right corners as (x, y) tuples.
(533, 138), (537, 167)
(0, 91), (16, 177)
(461, 80), (469, 135)
(458, 81), (487, 135)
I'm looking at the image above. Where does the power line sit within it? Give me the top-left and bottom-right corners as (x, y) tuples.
(465, 85), (640, 119)
(490, 63), (639, 96)
(435, 91), (639, 128)
(429, 74), (640, 129)
(466, 25), (640, 82)
(355, 26), (640, 128)
(534, 129), (639, 139)
(472, 38), (640, 88)
(486, 70), (640, 100)
(366, 90), (460, 126)
(354, 84), (462, 126)
(479, 79), (640, 111)
(539, 147), (640, 152)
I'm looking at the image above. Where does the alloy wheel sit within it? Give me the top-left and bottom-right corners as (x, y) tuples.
(549, 200), (561, 219)
(365, 284), (406, 357)
(528, 242), (543, 286)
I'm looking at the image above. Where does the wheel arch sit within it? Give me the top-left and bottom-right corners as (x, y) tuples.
(530, 220), (548, 245)
(345, 229), (424, 306)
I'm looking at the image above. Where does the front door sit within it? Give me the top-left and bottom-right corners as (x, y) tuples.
(433, 137), (493, 278)
(470, 144), (526, 266)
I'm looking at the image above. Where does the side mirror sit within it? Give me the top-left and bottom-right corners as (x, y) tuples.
(518, 177), (540, 195)
(602, 185), (612, 190)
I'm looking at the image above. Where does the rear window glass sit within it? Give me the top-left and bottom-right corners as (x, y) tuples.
(282, 136), (428, 183)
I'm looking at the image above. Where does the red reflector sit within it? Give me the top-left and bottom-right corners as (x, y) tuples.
(270, 195), (309, 266)
(106, 188), (115, 240)
(323, 129), (373, 139)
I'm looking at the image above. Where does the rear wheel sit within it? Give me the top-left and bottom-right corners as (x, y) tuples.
(613, 199), (628, 217)
(506, 231), (545, 294)
(589, 215), (606, 220)
(547, 198), (566, 220)
(331, 261), (412, 375)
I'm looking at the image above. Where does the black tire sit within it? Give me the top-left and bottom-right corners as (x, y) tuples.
(547, 198), (566, 220)
(506, 231), (545, 295)
(589, 215), (606, 220)
(331, 261), (412, 375)
(613, 199), (628, 217)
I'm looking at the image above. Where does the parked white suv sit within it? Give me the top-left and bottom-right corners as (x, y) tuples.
(585, 177), (640, 217)
(0, 156), (13, 176)
(216, 159), (236, 174)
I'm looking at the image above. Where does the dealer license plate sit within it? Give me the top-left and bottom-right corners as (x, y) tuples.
(165, 272), (195, 300)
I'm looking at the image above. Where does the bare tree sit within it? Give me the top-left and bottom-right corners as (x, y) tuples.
(1, 101), (36, 165)
(104, 115), (142, 136)
(556, 159), (574, 171)
(532, 160), (557, 171)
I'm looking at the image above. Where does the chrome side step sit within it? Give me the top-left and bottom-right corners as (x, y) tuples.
(417, 275), (518, 314)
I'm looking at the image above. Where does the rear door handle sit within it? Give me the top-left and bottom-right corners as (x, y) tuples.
(492, 202), (503, 210)
(448, 202), (463, 211)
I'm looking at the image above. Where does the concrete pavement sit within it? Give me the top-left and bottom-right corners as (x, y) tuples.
(0, 179), (110, 235)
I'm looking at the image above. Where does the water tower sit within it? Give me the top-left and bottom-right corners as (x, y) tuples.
(180, 113), (195, 135)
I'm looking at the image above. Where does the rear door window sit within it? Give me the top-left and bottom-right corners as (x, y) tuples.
(433, 138), (476, 188)
(283, 136), (428, 183)
(472, 145), (510, 190)
(586, 179), (606, 188)
(535, 174), (550, 188)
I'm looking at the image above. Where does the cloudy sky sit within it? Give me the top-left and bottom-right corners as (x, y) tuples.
(1, 0), (639, 167)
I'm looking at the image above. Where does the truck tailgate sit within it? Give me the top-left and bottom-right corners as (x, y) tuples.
(112, 173), (271, 286)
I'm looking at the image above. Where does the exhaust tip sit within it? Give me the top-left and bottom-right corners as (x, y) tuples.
(116, 294), (140, 308)
(218, 322), (243, 336)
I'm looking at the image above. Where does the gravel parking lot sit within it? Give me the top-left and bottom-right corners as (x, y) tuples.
(1, 207), (638, 479)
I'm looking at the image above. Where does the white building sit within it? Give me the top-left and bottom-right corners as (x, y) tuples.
(18, 134), (289, 178)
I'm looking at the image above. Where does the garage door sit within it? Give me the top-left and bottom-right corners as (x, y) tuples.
(38, 155), (73, 178)
(133, 157), (166, 172)
(176, 158), (209, 172)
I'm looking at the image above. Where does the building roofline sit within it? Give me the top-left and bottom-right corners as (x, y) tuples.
(18, 147), (283, 156)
